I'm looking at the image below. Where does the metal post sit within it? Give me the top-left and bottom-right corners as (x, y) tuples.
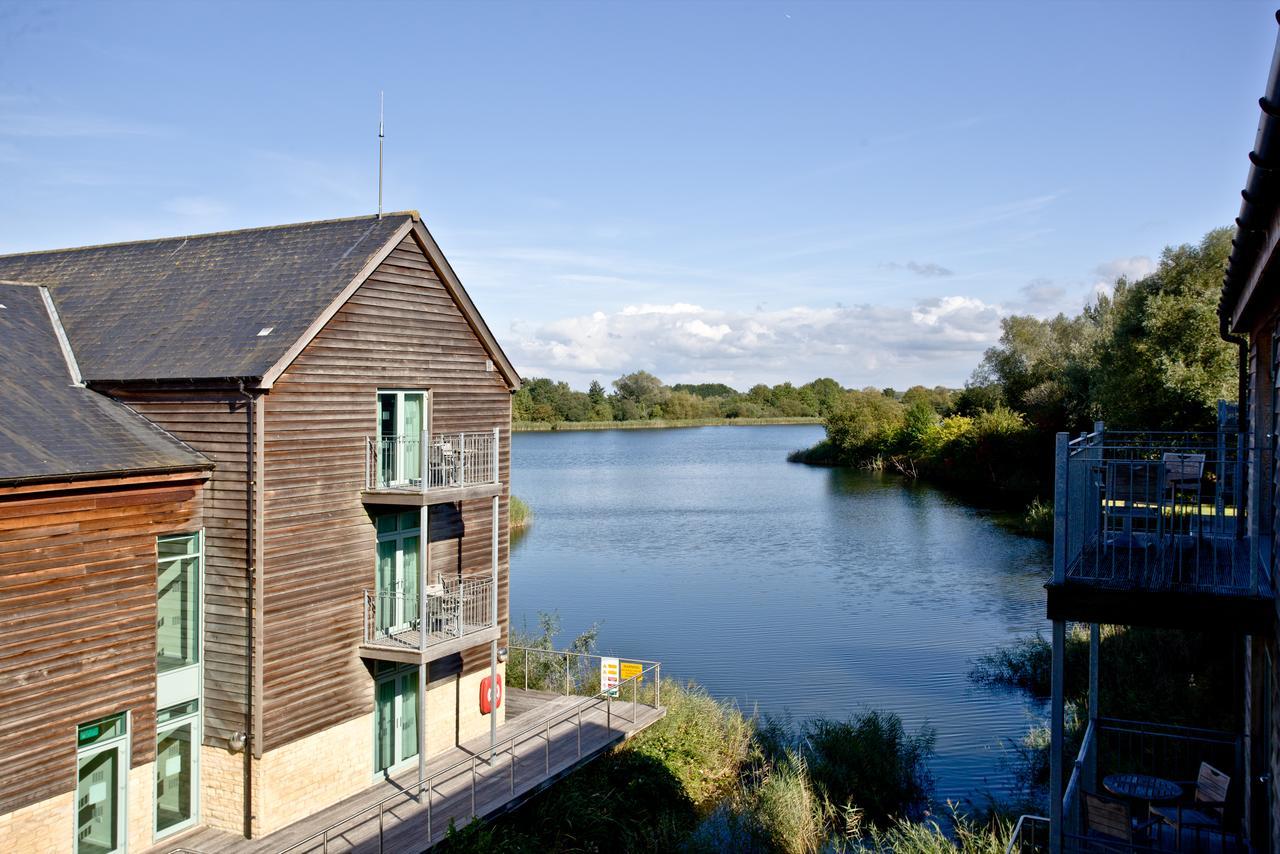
(656, 663), (661, 707)
(1053, 432), (1069, 585)
(1086, 623), (1100, 789)
(524, 652), (529, 690)
(418, 497), (429, 788)
(489, 638), (498, 760)
(544, 723), (550, 774)
(633, 677), (638, 723)
(564, 653), (570, 695)
(378, 801), (384, 854)
(510, 744), (516, 794)
(492, 426), (500, 482)
(607, 694), (612, 733)
(1050, 619), (1066, 854)
(577, 708), (582, 757)
(426, 780), (432, 842)
(470, 755), (477, 816)
(420, 428), (428, 495)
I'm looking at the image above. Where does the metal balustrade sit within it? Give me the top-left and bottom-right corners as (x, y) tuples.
(362, 576), (495, 651)
(1047, 718), (1245, 853)
(364, 429), (499, 492)
(1055, 424), (1267, 597)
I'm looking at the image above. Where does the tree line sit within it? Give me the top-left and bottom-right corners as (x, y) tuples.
(793, 226), (1238, 512)
(514, 371), (957, 424)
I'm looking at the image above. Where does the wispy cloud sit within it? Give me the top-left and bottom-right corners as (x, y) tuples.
(0, 111), (169, 138)
(881, 260), (954, 277)
(163, 195), (230, 218)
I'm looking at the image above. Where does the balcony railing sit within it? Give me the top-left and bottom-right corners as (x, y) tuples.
(1056, 424), (1269, 597)
(362, 576), (495, 651)
(364, 429), (499, 493)
(1047, 717), (1246, 853)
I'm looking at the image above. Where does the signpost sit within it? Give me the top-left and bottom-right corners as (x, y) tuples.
(600, 656), (620, 697)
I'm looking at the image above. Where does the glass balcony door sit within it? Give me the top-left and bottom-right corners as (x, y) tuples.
(377, 391), (426, 487)
(375, 511), (421, 635)
(374, 668), (419, 775)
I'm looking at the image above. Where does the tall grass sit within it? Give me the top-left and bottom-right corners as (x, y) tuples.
(510, 494), (532, 530)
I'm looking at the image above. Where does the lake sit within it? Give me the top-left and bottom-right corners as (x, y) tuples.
(509, 424), (1049, 803)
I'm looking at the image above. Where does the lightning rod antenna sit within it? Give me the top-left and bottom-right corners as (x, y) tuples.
(378, 91), (385, 219)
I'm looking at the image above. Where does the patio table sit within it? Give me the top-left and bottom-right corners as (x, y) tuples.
(1104, 772), (1182, 805)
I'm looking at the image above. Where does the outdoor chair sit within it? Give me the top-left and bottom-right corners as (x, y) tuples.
(1083, 791), (1157, 848)
(1162, 452), (1206, 536)
(1150, 762), (1230, 836)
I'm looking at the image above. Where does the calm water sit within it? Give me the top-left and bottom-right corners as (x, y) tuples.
(509, 424), (1049, 802)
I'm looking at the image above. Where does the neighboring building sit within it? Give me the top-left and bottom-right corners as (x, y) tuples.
(1021, 18), (1280, 854)
(0, 212), (524, 851)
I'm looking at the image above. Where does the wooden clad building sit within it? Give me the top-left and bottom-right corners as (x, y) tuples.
(0, 211), (520, 852)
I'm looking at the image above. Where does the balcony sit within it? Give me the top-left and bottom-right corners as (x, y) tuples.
(1047, 425), (1273, 630)
(362, 430), (501, 506)
(1047, 717), (1247, 853)
(359, 576), (498, 663)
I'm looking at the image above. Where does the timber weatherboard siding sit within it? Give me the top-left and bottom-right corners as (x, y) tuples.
(105, 388), (256, 751)
(259, 234), (512, 753)
(0, 472), (205, 814)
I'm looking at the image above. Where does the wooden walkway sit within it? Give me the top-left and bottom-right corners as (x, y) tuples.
(153, 688), (664, 854)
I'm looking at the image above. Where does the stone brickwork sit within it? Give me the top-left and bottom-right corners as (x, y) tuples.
(426, 675), (459, 757)
(0, 790), (73, 854)
(126, 761), (153, 853)
(255, 713), (372, 836)
(200, 743), (247, 834)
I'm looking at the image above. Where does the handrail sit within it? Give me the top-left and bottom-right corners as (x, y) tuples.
(278, 656), (662, 853)
(1004, 814), (1048, 854)
(1060, 718), (1095, 840)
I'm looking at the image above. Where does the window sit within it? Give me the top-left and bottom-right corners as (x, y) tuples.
(76, 714), (128, 854)
(155, 700), (199, 836)
(157, 533), (201, 673)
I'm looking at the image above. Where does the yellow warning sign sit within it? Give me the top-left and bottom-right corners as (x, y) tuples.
(620, 661), (644, 683)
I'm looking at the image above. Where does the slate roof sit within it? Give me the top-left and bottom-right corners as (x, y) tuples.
(0, 283), (210, 484)
(0, 213), (414, 382)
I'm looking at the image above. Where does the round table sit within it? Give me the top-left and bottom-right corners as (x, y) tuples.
(1103, 772), (1182, 803)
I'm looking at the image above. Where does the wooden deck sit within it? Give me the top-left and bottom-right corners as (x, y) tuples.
(150, 688), (665, 854)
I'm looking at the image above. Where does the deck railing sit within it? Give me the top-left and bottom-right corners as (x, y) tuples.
(364, 429), (499, 492)
(507, 645), (663, 707)
(1050, 717), (1244, 853)
(1055, 423), (1266, 597)
(362, 576), (495, 650)
(278, 651), (663, 854)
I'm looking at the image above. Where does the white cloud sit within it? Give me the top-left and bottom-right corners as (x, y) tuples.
(509, 297), (1005, 389)
(1092, 256), (1156, 294)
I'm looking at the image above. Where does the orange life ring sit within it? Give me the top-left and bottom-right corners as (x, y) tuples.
(480, 673), (503, 714)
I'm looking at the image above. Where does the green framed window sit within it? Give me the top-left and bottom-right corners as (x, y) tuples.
(156, 533), (201, 673)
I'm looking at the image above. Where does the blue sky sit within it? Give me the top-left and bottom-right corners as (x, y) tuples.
(1, 1), (1275, 389)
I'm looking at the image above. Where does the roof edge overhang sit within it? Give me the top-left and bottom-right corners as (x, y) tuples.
(0, 464), (213, 493)
(1223, 12), (1280, 333)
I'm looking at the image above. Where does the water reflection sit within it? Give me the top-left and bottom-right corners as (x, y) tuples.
(509, 424), (1049, 802)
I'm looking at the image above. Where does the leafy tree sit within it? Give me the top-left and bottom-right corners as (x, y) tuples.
(612, 371), (668, 416)
(588, 380), (606, 405)
(1089, 228), (1236, 430)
